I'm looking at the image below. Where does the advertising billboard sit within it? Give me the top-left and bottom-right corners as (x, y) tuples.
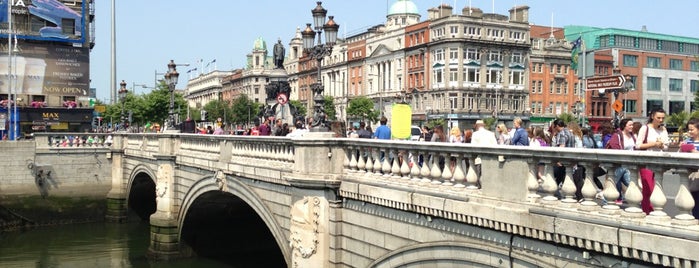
(0, 40), (89, 96)
(0, 0), (86, 43)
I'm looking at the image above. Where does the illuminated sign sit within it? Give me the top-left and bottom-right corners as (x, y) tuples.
(0, 0), (86, 43)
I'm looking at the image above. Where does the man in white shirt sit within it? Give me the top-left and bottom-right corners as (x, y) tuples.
(470, 120), (497, 180)
(471, 120), (497, 145)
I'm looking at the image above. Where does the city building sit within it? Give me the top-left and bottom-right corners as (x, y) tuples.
(528, 25), (579, 127)
(0, 0), (96, 138)
(565, 25), (699, 126)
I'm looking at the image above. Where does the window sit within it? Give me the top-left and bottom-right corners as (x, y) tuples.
(669, 59), (683, 70)
(486, 68), (502, 83)
(433, 49), (444, 62)
(555, 82), (562, 94)
(537, 81), (543, 93)
(549, 81), (554, 94)
(433, 68), (444, 84)
(623, 55), (638, 67)
(647, 100), (663, 115)
(465, 67), (480, 83)
(691, 80), (699, 93)
(465, 48), (479, 61)
(628, 75), (637, 89)
(647, 56), (661, 68)
(639, 38), (657, 50)
(488, 50), (502, 62)
(669, 78), (683, 92)
(449, 93), (458, 109)
(449, 48), (459, 62)
(691, 61), (699, 72)
(616, 35), (635, 47)
(647, 77), (661, 91)
(449, 67), (458, 83)
(450, 26), (459, 35)
(623, 100), (637, 113)
(511, 52), (523, 64)
(669, 101), (685, 115)
(510, 70), (524, 86)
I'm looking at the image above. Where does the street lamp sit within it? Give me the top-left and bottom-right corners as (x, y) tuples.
(118, 80), (129, 131)
(302, 1), (339, 132)
(164, 60), (180, 131)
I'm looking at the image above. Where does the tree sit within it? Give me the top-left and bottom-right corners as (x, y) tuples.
(289, 100), (307, 118)
(324, 96), (336, 121)
(556, 113), (577, 125)
(230, 94), (261, 125)
(483, 117), (498, 130)
(347, 96), (379, 123)
(667, 110), (689, 135)
(202, 99), (231, 124)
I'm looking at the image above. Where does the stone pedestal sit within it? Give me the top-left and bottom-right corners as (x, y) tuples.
(105, 194), (128, 223)
(147, 213), (182, 260)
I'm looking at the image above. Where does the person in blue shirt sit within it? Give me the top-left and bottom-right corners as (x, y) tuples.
(373, 116), (391, 140)
(510, 117), (529, 146)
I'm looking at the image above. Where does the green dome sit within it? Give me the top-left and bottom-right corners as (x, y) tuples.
(253, 37), (267, 50)
(388, 0), (419, 16)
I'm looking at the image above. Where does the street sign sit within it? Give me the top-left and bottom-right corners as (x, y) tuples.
(585, 75), (625, 91)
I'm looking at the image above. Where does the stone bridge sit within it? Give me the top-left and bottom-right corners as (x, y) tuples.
(23, 133), (699, 267)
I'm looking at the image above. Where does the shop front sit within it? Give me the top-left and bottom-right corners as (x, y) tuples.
(19, 108), (94, 136)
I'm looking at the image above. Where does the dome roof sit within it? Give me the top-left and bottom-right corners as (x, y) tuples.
(253, 37), (267, 50)
(388, 0), (419, 16)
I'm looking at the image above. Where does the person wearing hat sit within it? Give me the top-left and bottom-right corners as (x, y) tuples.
(470, 119), (497, 180)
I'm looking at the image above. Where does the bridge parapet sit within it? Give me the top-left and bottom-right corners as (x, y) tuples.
(339, 138), (699, 267)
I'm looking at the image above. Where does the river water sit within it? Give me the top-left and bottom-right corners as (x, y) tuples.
(0, 221), (231, 268)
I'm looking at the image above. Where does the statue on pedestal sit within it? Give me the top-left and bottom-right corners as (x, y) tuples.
(273, 39), (285, 69)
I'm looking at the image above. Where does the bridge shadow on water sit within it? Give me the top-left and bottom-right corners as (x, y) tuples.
(180, 191), (286, 267)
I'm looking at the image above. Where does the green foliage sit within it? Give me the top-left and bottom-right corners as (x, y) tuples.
(667, 111), (689, 134)
(483, 117), (498, 130)
(100, 82), (186, 127)
(324, 96), (336, 121)
(289, 100), (307, 117)
(347, 96), (379, 123)
(426, 119), (446, 129)
(202, 99), (230, 124)
(230, 94), (260, 125)
(556, 113), (577, 124)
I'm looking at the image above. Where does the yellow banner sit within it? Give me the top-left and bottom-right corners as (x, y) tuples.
(391, 103), (412, 140)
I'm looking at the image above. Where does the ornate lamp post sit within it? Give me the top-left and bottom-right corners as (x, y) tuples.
(301, 1), (339, 132)
(164, 60), (180, 131)
(118, 80), (128, 131)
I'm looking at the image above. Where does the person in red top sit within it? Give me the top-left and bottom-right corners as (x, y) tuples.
(259, 119), (271, 136)
(251, 125), (260, 136)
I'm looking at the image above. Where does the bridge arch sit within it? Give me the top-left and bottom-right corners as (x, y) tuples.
(125, 164), (157, 221)
(177, 173), (290, 265)
(369, 240), (553, 267)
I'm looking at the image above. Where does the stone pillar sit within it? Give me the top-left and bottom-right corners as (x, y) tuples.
(147, 154), (181, 260)
(288, 133), (342, 267)
(106, 135), (127, 222)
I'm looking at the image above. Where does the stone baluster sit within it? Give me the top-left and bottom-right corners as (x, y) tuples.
(357, 147), (367, 173)
(390, 149), (401, 178)
(526, 158), (541, 202)
(382, 148), (393, 177)
(672, 168), (698, 225)
(426, 151), (439, 185)
(452, 154), (466, 188)
(419, 150), (432, 183)
(373, 148), (383, 176)
(648, 165), (669, 218)
(601, 163), (621, 213)
(399, 150), (411, 180)
(409, 150), (421, 182)
(344, 146), (352, 172)
(465, 155), (479, 190)
(349, 146), (358, 172)
(622, 164), (645, 218)
(578, 162), (599, 211)
(560, 162), (578, 204)
(441, 153), (454, 186)
(540, 162), (559, 203)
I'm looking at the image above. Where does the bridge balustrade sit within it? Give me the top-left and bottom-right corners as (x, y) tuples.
(341, 139), (698, 225)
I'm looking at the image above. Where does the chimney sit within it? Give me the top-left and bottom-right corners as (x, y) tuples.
(641, 25), (648, 32)
(508, 5), (530, 23)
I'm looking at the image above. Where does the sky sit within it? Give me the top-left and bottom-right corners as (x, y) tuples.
(89, 0), (699, 103)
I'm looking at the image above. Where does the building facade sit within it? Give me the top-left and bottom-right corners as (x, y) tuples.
(565, 26), (699, 124)
(528, 25), (580, 126)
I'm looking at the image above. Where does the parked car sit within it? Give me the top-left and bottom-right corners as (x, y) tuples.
(411, 126), (422, 141)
